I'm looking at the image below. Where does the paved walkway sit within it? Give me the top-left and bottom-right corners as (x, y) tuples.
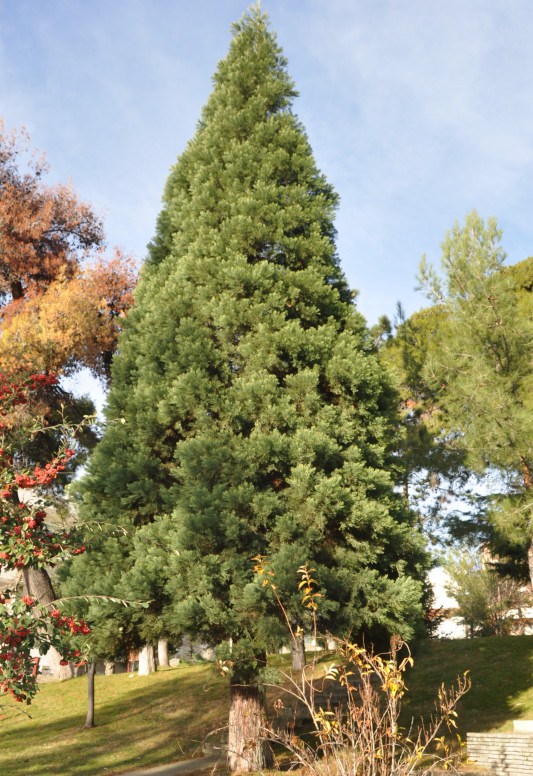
(119, 754), (220, 776)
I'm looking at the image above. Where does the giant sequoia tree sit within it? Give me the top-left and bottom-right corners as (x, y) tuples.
(75, 10), (426, 771)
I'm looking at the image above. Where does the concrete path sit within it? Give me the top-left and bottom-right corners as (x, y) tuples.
(118, 754), (220, 776)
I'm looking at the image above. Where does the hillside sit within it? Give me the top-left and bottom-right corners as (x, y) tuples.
(0, 663), (228, 776)
(0, 637), (532, 775)
(404, 635), (533, 736)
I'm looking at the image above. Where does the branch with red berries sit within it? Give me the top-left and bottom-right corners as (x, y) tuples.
(0, 593), (91, 704)
(0, 371), (93, 706)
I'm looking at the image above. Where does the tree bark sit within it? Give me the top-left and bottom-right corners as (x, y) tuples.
(22, 566), (56, 605)
(291, 631), (306, 671)
(227, 683), (272, 772)
(138, 643), (156, 675)
(104, 660), (115, 676)
(22, 567), (72, 680)
(521, 464), (533, 587)
(10, 280), (24, 301)
(84, 661), (96, 728)
(157, 638), (169, 667)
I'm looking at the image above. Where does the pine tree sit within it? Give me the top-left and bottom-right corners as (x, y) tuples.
(383, 251), (533, 573)
(73, 9), (427, 771)
(418, 212), (533, 582)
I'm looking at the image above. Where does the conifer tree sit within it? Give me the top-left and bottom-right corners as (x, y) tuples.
(418, 213), (533, 581)
(383, 251), (533, 569)
(72, 9), (427, 771)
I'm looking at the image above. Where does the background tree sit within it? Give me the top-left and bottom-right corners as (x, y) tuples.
(60, 516), (177, 677)
(0, 252), (136, 381)
(381, 304), (470, 542)
(0, 118), (137, 632)
(416, 212), (533, 580)
(119, 520), (179, 668)
(445, 547), (532, 636)
(0, 117), (137, 383)
(383, 255), (533, 563)
(73, 9), (427, 772)
(59, 535), (135, 665)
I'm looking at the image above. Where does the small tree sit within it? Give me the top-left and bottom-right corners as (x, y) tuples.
(445, 548), (532, 637)
(0, 372), (91, 705)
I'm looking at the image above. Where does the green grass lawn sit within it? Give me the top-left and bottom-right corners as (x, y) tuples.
(403, 635), (533, 736)
(0, 664), (229, 776)
(1, 637), (532, 775)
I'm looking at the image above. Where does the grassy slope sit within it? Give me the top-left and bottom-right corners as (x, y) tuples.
(1, 637), (532, 775)
(403, 635), (533, 736)
(0, 664), (228, 776)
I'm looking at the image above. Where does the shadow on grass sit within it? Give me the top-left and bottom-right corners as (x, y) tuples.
(0, 666), (229, 776)
(4, 638), (531, 774)
(403, 635), (533, 736)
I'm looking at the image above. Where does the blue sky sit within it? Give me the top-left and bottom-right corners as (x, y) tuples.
(1, 1), (532, 331)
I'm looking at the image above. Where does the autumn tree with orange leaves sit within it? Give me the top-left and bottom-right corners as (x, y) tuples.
(0, 119), (137, 383)
(0, 119), (136, 669)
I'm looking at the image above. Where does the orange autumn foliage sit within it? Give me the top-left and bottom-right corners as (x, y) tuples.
(0, 118), (137, 381)
(0, 253), (136, 380)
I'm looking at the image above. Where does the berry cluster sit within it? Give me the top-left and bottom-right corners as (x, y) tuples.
(0, 486), (85, 571)
(0, 595), (90, 703)
(0, 372), (58, 415)
(0, 371), (91, 705)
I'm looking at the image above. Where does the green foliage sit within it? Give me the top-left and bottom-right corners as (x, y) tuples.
(417, 212), (533, 479)
(59, 532), (139, 660)
(69, 8), (427, 677)
(416, 212), (533, 577)
(445, 548), (533, 637)
(380, 304), (469, 542)
(384, 213), (533, 578)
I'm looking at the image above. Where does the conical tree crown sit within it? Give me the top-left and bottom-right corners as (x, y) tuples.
(73, 8), (426, 668)
(145, 10), (349, 312)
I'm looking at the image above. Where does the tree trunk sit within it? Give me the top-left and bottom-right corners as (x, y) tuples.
(22, 566), (56, 605)
(227, 683), (272, 772)
(104, 660), (115, 676)
(22, 567), (72, 680)
(157, 638), (169, 667)
(84, 661), (96, 728)
(10, 280), (24, 300)
(521, 466), (533, 587)
(291, 631), (306, 671)
(138, 643), (156, 675)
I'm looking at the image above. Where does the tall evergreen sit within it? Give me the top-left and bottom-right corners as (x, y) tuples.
(418, 213), (533, 582)
(72, 9), (427, 771)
